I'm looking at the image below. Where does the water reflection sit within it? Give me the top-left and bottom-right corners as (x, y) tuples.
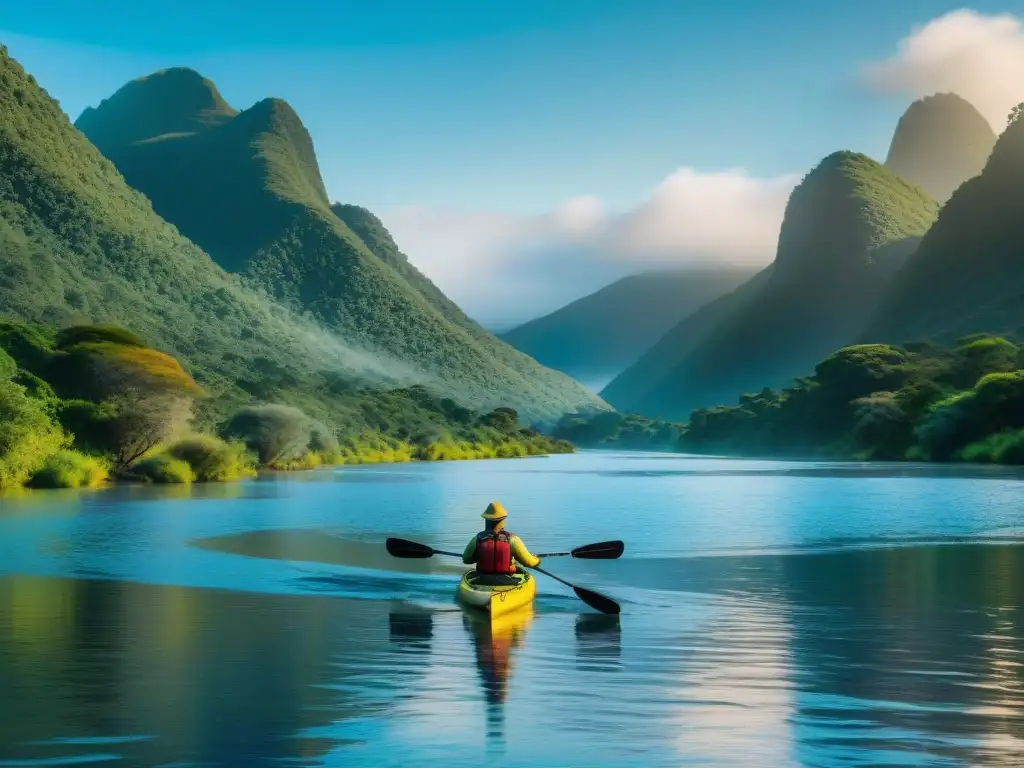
(389, 608), (434, 649)
(462, 605), (535, 744)
(574, 613), (621, 670)
(0, 576), (404, 766)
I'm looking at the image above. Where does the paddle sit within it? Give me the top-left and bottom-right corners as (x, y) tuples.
(386, 537), (461, 559)
(384, 537), (621, 615)
(528, 565), (621, 615)
(536, 540), (624, 559)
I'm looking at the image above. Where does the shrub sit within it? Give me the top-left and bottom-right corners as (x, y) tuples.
(164, 435), (256, 482)
(29, 450), (109, 489)
(308, 419), (343, 464)
(496, 441), (528, 458)
(0, 380), (68, 490)
(132, 455), (195, 484)
(223, 403), (314, 465)
(959, 429), (1024, 465)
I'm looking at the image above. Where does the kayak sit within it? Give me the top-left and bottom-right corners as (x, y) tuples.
(457, 569), (536, 619)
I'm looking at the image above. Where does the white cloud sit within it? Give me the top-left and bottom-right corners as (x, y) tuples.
(380, 168), (796, 330)
(861, 9), (1024, 129)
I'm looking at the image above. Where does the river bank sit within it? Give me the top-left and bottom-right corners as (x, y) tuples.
(0, 321), (575, 493)
(555, 338), (1024, 466)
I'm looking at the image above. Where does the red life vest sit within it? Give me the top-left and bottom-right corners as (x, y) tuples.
(477, 530), (514, 574)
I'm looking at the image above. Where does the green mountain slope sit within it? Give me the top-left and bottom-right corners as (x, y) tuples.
(600, 267), (772, 411)
(329, 202), (482, 332)
(501, 266), (756, 389)
(884, 93), (996, 204)
(865, 111), (1024, 345)
(0, 48), (372, 395)
(604, 152), (940, 420)
(72, 66), (602, 418)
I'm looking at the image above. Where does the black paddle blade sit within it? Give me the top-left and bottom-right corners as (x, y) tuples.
(572, 540), (625, 560)
(386, 537), (435, 559)
(573, 585), (621, 615)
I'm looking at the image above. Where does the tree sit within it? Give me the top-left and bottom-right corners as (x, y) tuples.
(223, 404), (314, 465)
(79, 342), (204, 468)
(1008, 102), (1024, 126)
(479, 406), (520, 431)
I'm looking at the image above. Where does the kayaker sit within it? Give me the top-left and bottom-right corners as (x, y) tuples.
(462, 502), (540, 580)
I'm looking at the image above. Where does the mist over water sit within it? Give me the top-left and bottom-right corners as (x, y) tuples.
(1, 452), (1023, 767)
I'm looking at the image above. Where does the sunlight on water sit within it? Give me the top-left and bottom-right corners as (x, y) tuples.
(1, 452), (1024, 766)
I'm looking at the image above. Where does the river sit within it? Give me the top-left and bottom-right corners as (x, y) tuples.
(1, 451), (1023, 767)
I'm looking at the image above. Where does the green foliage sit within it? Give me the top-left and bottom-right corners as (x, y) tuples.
(813, 345), (911, 402)
(29, 450), (109, 488)
(163, 435), (255, 481)
(0, 321), (55, 374)
(0, 348), (16, 380)
(132, 455), (194, 484)
(960, 429), (1024, 464)
(915, 371), (1024, 460)
(0, 379), (67, 489)
(56, 399), (118, 455)
(552, 409), (686, 452)
(578, 336), (1024, 465)
(946, 336), (1020, 389)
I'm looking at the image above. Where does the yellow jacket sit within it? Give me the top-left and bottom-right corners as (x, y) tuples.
(463, 531), (540, 570)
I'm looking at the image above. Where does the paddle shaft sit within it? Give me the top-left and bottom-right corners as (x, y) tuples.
(536, 540), (624, 559)
(431, 548), (464, 559)
(528, 564), (574, 589)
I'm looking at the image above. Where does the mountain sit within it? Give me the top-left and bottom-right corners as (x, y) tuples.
(865, 111), (1024, 346)
(71, 66), (602, 418)
(603, 152), (939, 420)
(500, 266), (756, 389)
(0, 49), (600, 422)
(600, 267), (772, 411)
(884, 93), (996, 204)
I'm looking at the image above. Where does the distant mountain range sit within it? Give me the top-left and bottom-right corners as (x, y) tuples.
(0, 54), (602, 423)
(500, 266), (756, 389)
(602, 152), (940, 419)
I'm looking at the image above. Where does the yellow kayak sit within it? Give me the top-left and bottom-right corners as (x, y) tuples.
(457, 570), (536, 620)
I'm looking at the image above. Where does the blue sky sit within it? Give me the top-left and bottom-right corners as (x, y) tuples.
(2, 2), (1020, 327)
(1, 0), (1008, 212)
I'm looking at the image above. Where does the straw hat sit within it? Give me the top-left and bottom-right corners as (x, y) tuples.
(481, 501), (508, 520)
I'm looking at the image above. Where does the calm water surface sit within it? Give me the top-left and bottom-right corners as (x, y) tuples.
(1, 452), (1024, 767)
